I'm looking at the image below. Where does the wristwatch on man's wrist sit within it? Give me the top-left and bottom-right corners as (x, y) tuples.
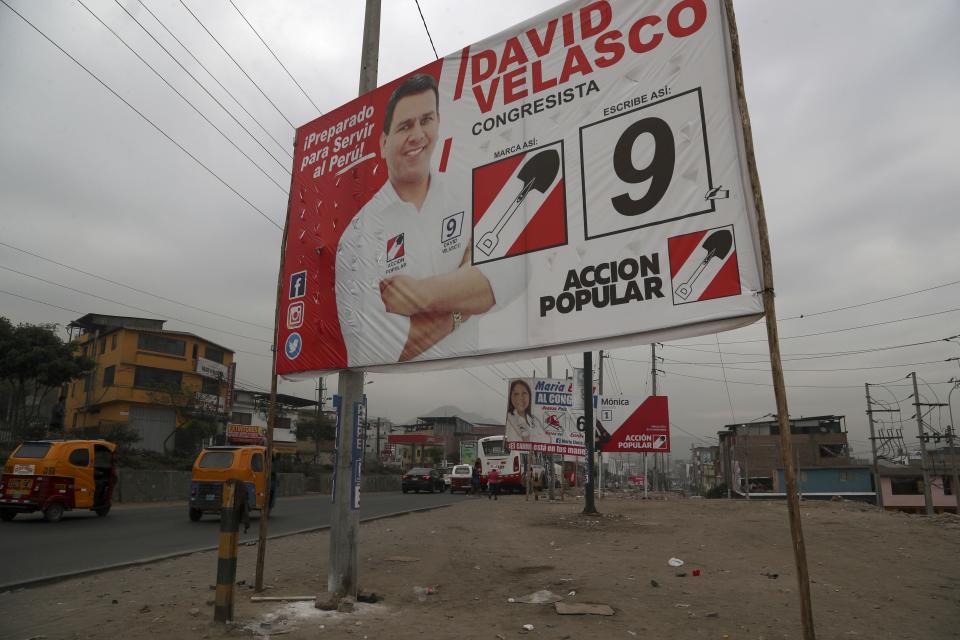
(451, 311), (463, 332)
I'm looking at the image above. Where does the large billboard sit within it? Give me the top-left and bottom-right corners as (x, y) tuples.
(279, 0), (762, 375)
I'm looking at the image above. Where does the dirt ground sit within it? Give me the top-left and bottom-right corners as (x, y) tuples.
(2, 491), (959, 640)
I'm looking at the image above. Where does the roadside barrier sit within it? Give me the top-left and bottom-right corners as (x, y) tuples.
(213, 479), (249, 623)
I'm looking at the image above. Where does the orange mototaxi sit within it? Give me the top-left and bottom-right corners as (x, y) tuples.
(0, 439), (118, 522)
(189, 445), (277, 521)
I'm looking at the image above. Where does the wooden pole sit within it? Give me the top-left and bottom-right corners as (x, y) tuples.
(582, 352), (598, 515)
(722, 1), (815, 638)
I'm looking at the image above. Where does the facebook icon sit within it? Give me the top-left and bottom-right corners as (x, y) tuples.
(289, 271), (307, 300)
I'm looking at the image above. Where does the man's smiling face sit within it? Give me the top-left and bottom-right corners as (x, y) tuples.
(380, 90), (438, 190)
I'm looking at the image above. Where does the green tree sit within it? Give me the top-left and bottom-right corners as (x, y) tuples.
(295, 413), (336, 460)
(0, 318), (95, 439)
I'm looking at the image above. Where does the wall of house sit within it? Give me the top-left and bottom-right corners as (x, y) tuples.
(879, 475), (957, 511)
(775, 468), (874, 494)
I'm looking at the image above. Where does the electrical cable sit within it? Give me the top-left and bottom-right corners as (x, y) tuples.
(114, 0), (293, 171)
(77, 0), (290, 193)
(0, 288), (82, 315)
(226, 0), (322, 114)
(0, 240), (272, 331)
(134, 0), (292, 159)
(715, 334), (736, 422)
(413, 0), (440, 59)
(462, 368), (506, 399)
(0, 0), (284, 231)
(0, 264), (272, 344)
(666, 338), (944, 359)
(179, 0), (296, 130)
(780, 279), (960, 321)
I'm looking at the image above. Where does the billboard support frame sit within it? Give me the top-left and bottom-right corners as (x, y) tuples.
(722, 1), (815, 637)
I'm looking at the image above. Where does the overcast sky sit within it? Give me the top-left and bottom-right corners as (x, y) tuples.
(1, 0), (958, 460)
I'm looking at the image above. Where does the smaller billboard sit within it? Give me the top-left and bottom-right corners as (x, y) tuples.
(504, 378), (585, 455)
(596, 396), (670, 453)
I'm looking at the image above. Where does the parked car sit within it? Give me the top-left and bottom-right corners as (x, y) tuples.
(448, 464), (473, 493)
(401, 467), (445, 493)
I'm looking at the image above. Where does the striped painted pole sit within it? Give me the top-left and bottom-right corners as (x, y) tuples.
(214, 479), (242, 623)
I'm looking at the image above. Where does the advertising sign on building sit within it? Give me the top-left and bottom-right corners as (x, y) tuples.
(504, 377), (585, 455)
(196, 357), (229, 380)
(226, 423), (266, 445)
(278, 0), (763, 375)
(596, 395), (670, 453)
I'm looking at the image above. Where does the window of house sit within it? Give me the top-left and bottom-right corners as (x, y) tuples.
(99, 339), (106, 355)
(84, 373), (93, 392)
(251, 453), (264, 472)
(890, 477), (923, 495)
(945, 476), (953, 496)
(202, 378), (220, 396)
(192, 344), (198, 359)
(103, 366), (115, 387)
(231, 412), (253, 425)
(204, 347), (225, 364)
(137, 333), (186, 357)
(133, 366), (183, 390)
(111, 334), (117, 350)
(275, 417), (292, 430)
(839, 470), (849, 482)
(71, 383), (76, 398)
(69, 447), (90, 467)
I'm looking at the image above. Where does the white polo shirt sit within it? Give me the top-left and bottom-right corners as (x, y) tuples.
(335, 173), (522, 367)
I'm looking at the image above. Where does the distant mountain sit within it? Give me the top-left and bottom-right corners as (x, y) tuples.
(401, 404), (503, 426)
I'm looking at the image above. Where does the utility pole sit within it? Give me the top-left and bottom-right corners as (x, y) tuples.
(375, 417), (382, 470)
(947, 380), (960, 512)
(582, 351), (598, 515)
(865, 383), (896, 511)
(598, 350), (604, 498)
(651, 343), (658, 492)
(547, 356), (555, 501)
(910, 372), (934, 516)
(328, 0), (380, 600)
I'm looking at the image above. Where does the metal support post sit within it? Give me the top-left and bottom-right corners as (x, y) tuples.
(582, 351), (598, 515)
(910, 372), (935, 516)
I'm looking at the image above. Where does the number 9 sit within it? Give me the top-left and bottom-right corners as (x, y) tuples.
(611, 117), (675, 217)
(445, 217), (457, 239)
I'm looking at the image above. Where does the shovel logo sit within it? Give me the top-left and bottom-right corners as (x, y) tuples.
(471, 141), (568, 265)
(667, 225), (741, 304)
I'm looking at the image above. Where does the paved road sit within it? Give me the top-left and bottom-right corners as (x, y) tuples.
(0, 491), (464, 589)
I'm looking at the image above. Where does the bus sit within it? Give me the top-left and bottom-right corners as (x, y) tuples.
(477, 435), (526, 493)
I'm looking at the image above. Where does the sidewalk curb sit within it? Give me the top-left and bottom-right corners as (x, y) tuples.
(0, 504), (451, 593)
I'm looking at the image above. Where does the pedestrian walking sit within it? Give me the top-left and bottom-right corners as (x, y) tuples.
(487, 467), (499, 500)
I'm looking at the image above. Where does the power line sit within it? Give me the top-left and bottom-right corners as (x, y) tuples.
(1, 288), (82, 315)
(77, 0), (289, 194)
(0, 0), (284, 231)
(780, 278), (960, 321)
(0, 240), (273, 331)
(179, 0), (296, 130)
(413, 0), (439, 59)
(614, 355), (951, 374)
(715, 334), (736, 422)
(113, 0), (293, 172)
(0, 264), (272, 344)
(710, 307), (960, 345)
(1, 286), (274, 360)
(133, 0), (292, 160)
(462, 368), (506, 399)
(666, 337), (944, 359)
(227, 0), (322, 114)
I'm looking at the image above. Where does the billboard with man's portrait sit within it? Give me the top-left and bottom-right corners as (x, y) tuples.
(278, 0), (763, 375)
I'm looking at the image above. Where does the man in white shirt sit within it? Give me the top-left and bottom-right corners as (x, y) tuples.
(335, 74), (519, 366)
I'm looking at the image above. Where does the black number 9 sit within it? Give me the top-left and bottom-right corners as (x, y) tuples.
(611, 117), (675, 217)
(445, 217), (457, 239)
